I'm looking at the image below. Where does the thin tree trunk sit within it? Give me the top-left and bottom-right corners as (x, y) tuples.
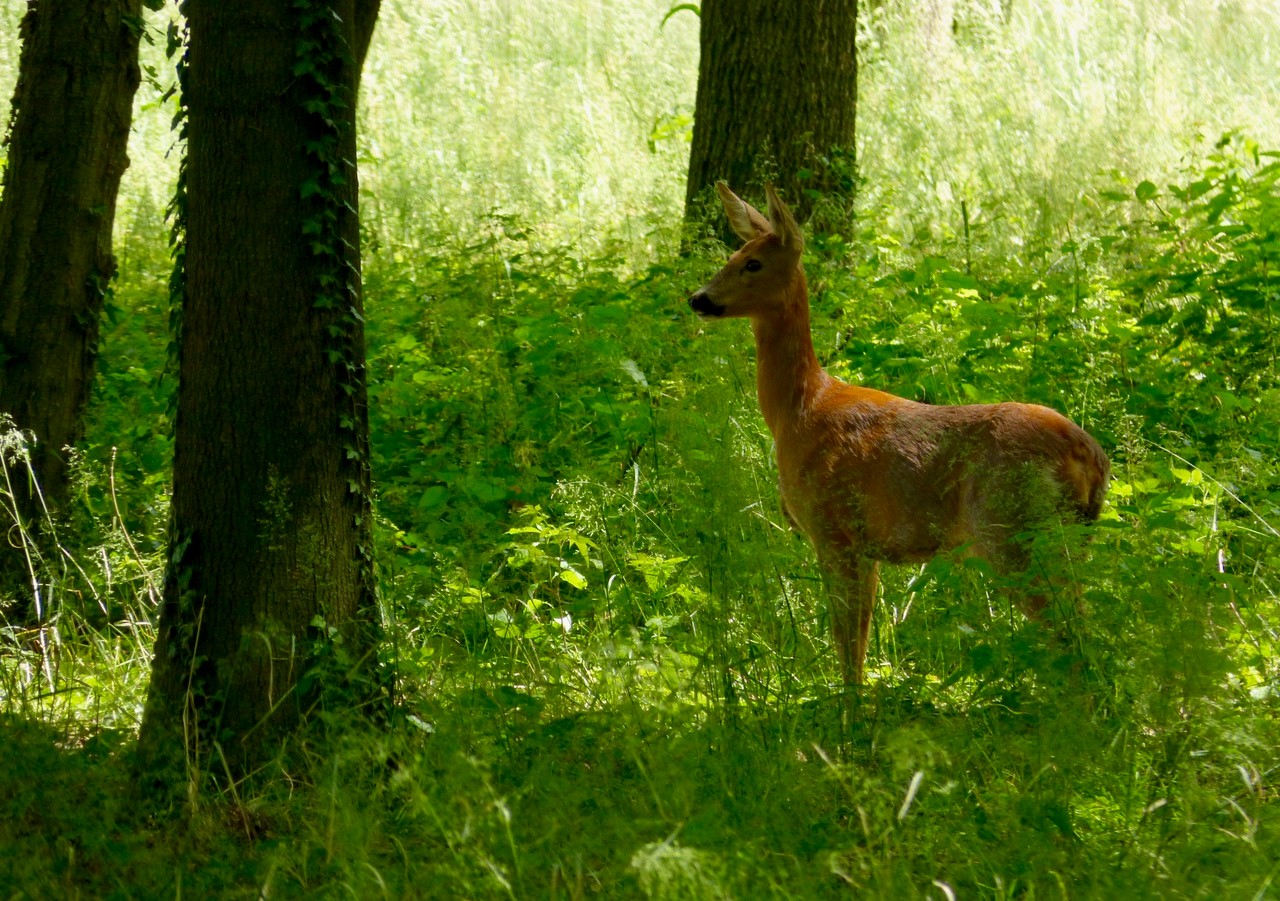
(921, 0), (957, 55)
(139, 0), (382, 777)
(684, 0), (858, 231)
(0, 0), (143, 560)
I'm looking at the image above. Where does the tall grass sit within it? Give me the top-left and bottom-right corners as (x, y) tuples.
(358, 0), (699, 256)
(6, 0), (1278, 254)
(858, 0), (1280, 250)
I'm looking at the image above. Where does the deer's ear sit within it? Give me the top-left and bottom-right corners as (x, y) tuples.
(717, 182), (773, 243)
(764, 184), (803, 252)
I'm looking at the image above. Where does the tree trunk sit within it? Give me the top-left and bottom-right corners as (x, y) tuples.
(0, 0), (143, 559)
(921, 0), (957, 54)
(138, 0), (383, 777)
(684, 0), (858, 231)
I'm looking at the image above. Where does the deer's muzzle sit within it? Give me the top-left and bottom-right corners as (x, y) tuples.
(689, 291), (726, 318)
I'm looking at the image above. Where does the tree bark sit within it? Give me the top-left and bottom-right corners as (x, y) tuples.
(139, 0), (383, 777)
(0, 0), (143, 556)
(684, 0), (858, 231)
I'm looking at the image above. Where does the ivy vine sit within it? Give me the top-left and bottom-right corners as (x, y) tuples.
(162, 6), (187, 422)
(291, 0), (380, 647)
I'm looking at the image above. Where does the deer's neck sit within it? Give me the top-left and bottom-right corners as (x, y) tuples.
(750, 271), (826, 437)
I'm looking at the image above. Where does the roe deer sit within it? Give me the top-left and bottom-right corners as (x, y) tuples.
(688, 183), (1110, 685)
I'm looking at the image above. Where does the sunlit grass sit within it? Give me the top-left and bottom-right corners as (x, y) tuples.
(358, 0), (699, 256)
(858, 0), (1280, 250)
(7, 0), (1278, 256)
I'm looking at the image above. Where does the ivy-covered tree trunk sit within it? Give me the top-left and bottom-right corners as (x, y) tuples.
(138, 0), (383, 776)
(684, 0), (857, 228)
(0, 0), (144, 566)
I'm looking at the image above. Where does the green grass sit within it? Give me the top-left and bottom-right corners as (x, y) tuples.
(858, 0), (1280, 255)
(2, 0), (1280, 897)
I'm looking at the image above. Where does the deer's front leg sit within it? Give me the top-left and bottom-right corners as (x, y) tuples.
(824, 555), (880, 685)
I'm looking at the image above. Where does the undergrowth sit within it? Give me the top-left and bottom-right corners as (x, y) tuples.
(1, 139), (1277, 897)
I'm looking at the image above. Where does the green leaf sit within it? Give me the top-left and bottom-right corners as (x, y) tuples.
(559, 566), (587, 590)
(468, 480), (508, 504)
(935, 270), (979, 290)
(418, 486), (447, 509)
(660, 3), (699, 28)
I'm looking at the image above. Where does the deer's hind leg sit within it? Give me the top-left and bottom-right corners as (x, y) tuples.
(976, 461), (1086, 621)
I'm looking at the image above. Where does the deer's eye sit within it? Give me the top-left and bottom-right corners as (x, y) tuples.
(744, 259), (763, 273)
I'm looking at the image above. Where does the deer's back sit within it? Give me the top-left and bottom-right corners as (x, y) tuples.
(776, 383), (1109, 561)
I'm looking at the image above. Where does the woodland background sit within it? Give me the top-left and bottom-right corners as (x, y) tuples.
(1, 0), (1279, 896)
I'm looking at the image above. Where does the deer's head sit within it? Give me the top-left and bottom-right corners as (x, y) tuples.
(689, 182), (805, 320)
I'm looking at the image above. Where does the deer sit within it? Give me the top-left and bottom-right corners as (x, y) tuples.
(688, 182), (1110, 686)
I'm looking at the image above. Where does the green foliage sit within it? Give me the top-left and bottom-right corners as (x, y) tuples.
(11, 138), (1274, 894)
(2, 0), (1280, 896)
(365, 238), (685, 558)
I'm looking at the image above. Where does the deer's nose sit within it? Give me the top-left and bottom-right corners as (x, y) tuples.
(689, 291), (726, 318)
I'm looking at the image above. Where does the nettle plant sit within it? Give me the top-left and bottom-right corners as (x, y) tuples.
(491, 505), (599, 641)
